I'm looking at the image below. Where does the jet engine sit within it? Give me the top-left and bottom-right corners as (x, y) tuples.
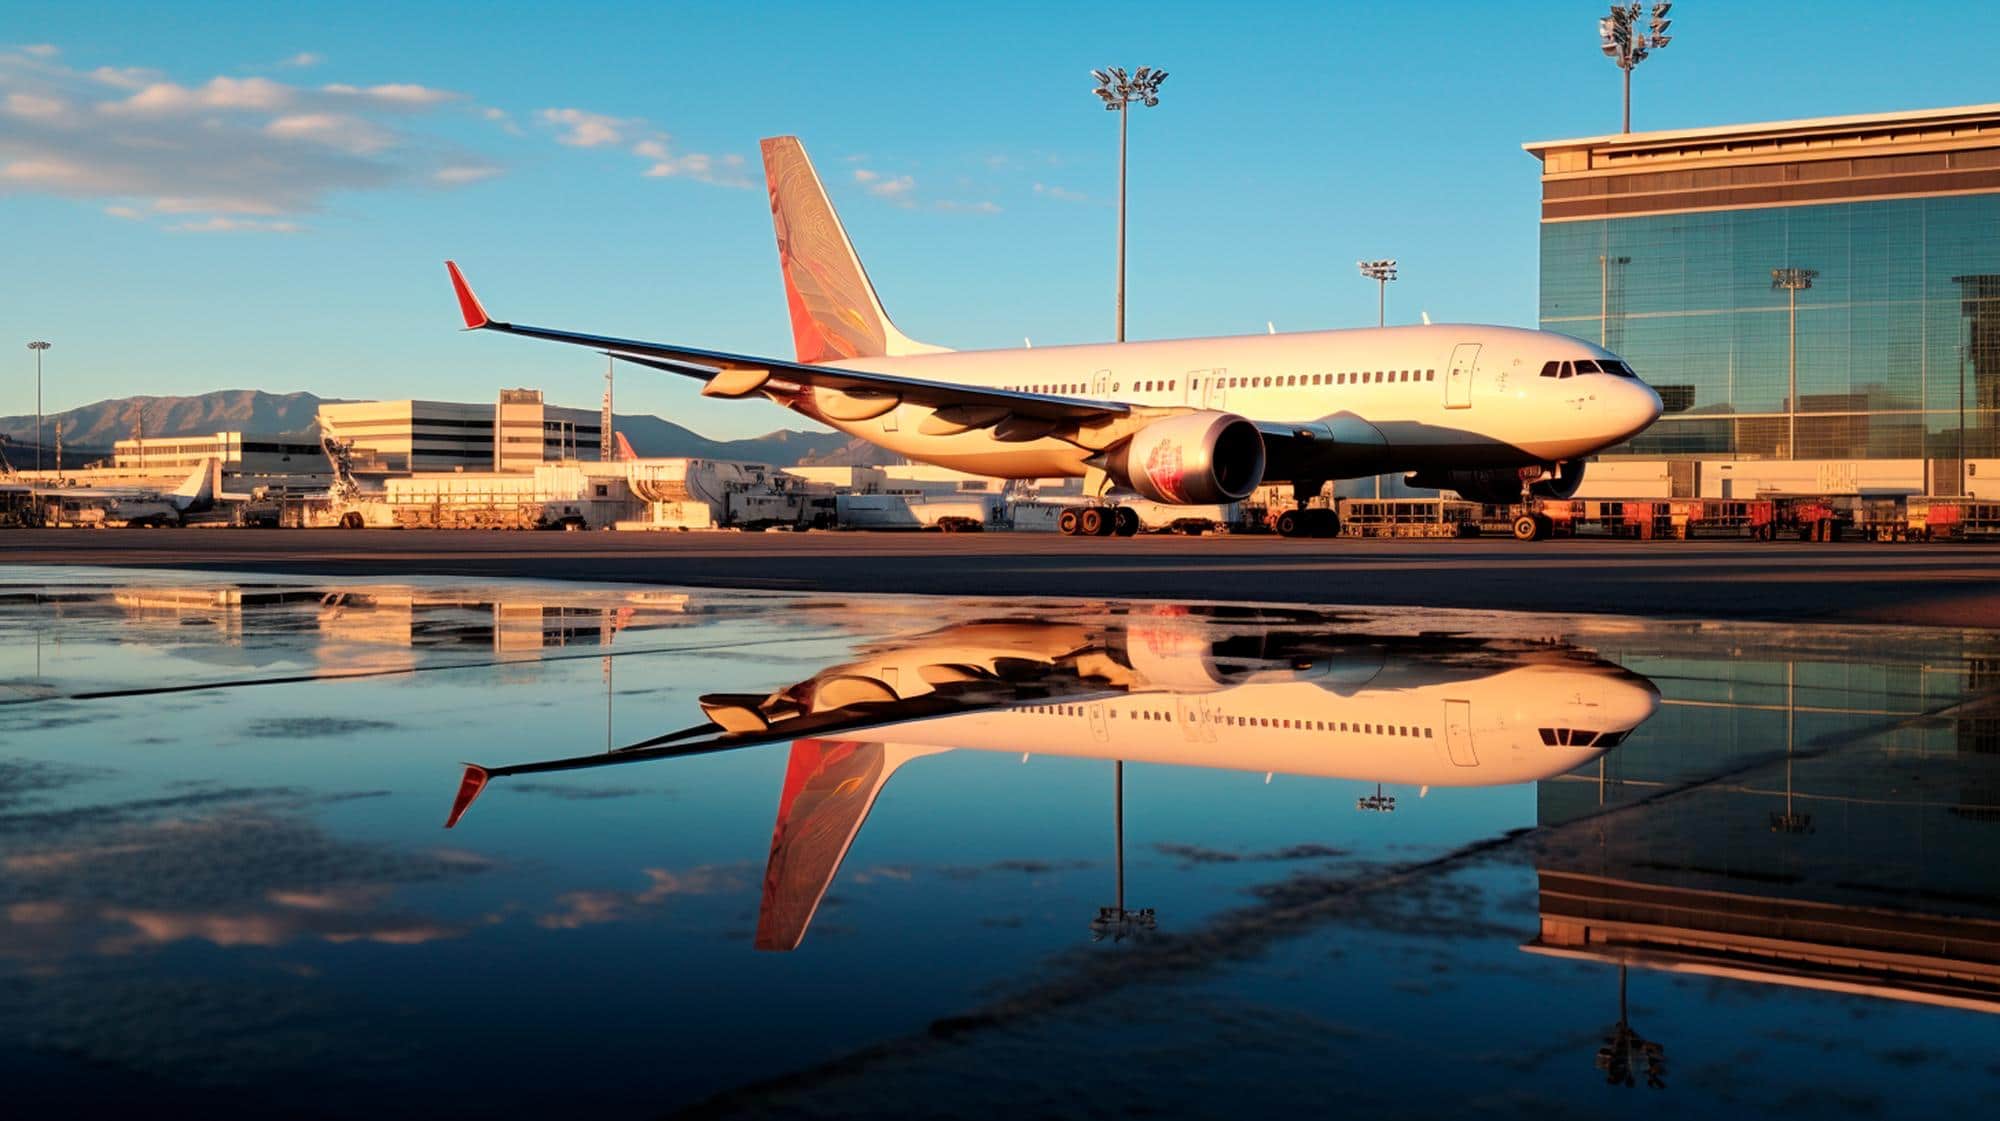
(1527, 459), (1586, 500)
(1103, 411), (1265, 505)
(1407, 461), (1585, 504)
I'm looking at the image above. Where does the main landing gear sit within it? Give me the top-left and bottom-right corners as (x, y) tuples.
(1274, 480), (1339, 538)
(1058, 505), (1140, 537)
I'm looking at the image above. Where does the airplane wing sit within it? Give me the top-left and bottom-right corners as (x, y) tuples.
(446, 262), (1129, 424)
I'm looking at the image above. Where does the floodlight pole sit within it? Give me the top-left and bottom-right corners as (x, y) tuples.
(1093, 66), (1165, 343)
(1357, 260), (1398, 328)
(1772, 268), (1815, 458)
(1599, 255), (1630, 346)
(1118, 101), (1129, 342)
(26, 341), (49, 472)
(1601, 3), (1673, 133)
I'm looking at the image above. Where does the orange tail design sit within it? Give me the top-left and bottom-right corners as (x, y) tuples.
(760, 136), (946, 364)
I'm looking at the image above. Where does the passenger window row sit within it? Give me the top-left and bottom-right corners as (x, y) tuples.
(1018, 703), (1435, 740)
(1221, 715), (1433, 738)
(1006, 383), (1093, 395)
(1540, 359), (1639, 379)
(1537, 727), (1632, 747)
(1221, 369), (1436, 389)
(1003, 368), (1443, 397)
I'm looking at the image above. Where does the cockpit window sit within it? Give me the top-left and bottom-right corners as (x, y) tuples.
(1559, 361), (1573, 378)
(1573, 359), (1601, 374)
(1604, 360), (1638, 378)
(1539, 360), (1559, 378)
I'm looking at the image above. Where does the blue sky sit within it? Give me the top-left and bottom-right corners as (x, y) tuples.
(5, 0), (1999, 439)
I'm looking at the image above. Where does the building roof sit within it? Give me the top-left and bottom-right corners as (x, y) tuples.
(1524, 101), (2000, 163)
(1524, 102), (2000, 221)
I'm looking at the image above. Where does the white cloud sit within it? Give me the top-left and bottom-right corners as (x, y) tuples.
(538, 107), (627, 147)
(3, 92), (66, 120)
(325, 81), (456, 107)
(282, 52), (322, 68)
(480, 106), (523, 135)
(0, 50), (500, 227)
(639, 142), (750, 187)
(86, 65), (154, 90)
(265, 112), (393, 154)
(20, 44), (58, 58)
(530, 108), (749, 187)
(1, 156), (103, 188)
(1034, 181), (1087, 202)
(935, 199), (1001, 214)
(433, 164), (501, 184)
(167, 216), (304, 233)
(102, 75), (296, 116)
(852, 167), (916, 207)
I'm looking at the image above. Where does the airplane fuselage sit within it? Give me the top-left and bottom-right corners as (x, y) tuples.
(811, 324), (1663, 483)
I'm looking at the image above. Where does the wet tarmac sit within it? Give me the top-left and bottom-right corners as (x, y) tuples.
(7, 527), (2000, 628)
(3, 568), (1999, 1117)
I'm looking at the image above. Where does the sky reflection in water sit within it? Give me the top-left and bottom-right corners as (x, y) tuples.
(2, 570), (1998, 1118)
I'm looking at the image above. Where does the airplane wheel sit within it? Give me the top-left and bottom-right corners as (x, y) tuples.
(339, 512), (364, 530)
(1079, 507), (1109, 536)
(1535, 514), (1554, 540)
(1512, 514), (1540, 542)
(1275, 510), (1301, 538)
(1113, 507), (1140, 537)
(1058, 509), (1081, 536)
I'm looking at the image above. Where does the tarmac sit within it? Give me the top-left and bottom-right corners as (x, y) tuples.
(5, 527), (1999, 628)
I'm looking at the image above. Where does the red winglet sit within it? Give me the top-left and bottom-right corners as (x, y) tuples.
(444, 764), (490, 828)
(444, 260), (489, 329)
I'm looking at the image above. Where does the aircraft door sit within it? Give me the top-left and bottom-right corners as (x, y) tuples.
(1201, 369), (1228, 410)
(1176, 696), (1217, 742)
(1444, 344), (1479, 409)
(1443, 699), (1478, 766)
(1087, 702), (1110, 743)
(1093, 369), (1111, 398)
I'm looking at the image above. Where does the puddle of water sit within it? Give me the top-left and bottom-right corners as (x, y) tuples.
(2, 570), (1997, 1117)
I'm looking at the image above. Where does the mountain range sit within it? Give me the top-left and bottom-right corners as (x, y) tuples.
(0, 390), (903, 467)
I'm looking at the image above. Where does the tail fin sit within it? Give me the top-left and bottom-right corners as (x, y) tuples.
(170, 459), (215, 508)
(760, 136), (947, 364)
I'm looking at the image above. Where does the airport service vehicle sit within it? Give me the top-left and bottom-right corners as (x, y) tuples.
(28, 460), (215, 527)
(445, 609), (1660, 950)
(445, 137), (1662, 538)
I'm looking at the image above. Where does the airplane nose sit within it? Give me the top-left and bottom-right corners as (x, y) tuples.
(1614, 377), (1663, 437)
(1599, 674), (1662, 731)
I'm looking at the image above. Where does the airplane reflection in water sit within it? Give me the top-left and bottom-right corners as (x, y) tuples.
(446, 608), (1661, 951)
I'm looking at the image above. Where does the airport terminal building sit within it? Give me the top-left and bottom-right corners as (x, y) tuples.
(317, 390), (602, 473)
(1528, 103), (2000, 496)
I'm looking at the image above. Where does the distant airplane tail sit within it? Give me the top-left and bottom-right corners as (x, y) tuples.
(759, 136), (947, 364)
(614, 431), (637, 462)
(170, 458), (215, 509)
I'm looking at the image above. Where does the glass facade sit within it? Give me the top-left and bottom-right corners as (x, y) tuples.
(1540, 194), (2000, 460)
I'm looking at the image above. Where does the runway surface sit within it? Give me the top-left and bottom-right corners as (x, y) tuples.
(6, 527), (1998, 627)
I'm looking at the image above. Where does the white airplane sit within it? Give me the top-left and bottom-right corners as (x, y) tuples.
(30, 459), (215, 527)
(443, 137), (1663, 538)
(443, 609), (1660, 949)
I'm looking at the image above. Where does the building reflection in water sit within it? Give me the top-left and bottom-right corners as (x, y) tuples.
(1531, 643), (2000, 1080)
(448, 607), (1662, 952)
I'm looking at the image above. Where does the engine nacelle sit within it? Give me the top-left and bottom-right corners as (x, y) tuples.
(1406, 461), (1585, 504)
(1528, 459), (1586, 500)
(1104, 411), (1266, 505)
